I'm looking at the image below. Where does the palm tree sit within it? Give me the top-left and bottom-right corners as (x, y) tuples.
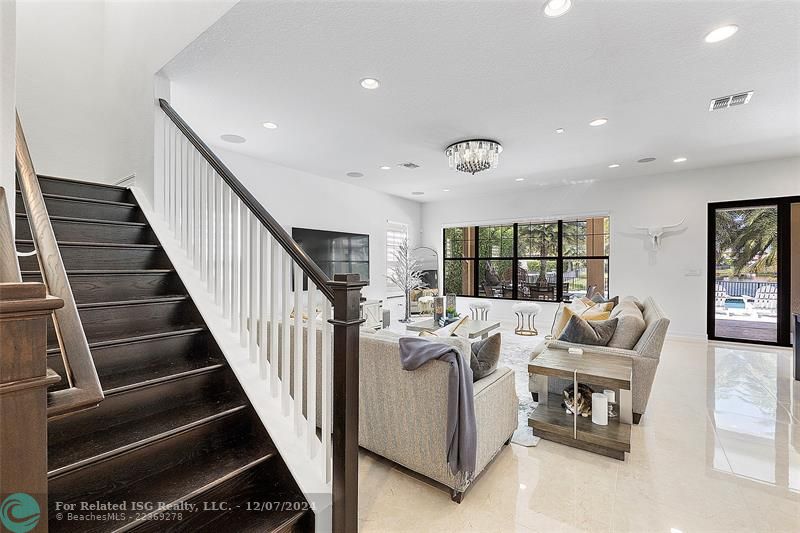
(716, 208), (777, 277)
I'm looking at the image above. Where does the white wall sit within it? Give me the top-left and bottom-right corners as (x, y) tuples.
(1, 0), (16, 219)
(15, 0), (236, 201)
(214, 147), (422, 302)
(421, 157), (800, 338)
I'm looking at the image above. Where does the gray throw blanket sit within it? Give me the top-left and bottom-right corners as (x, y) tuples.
(398, 337), (477, 477)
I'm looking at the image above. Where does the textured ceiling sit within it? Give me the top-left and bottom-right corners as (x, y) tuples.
(162, 0), (800, 202)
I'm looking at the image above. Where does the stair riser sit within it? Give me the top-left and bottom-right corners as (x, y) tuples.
(23, 271), (184, 304)
(48, 368), (239, 452)
(47, 330), (218, 392)
(18, 245), (171, 270)
(16, 192), (143, 222)
(48, 412), (257, 532)
(35, 176), (133, 203)
(16, 215), (156, 244)
(46, 300), (203, 347)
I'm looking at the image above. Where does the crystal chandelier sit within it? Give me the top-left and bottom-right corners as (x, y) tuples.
(445, 139), (503, 175)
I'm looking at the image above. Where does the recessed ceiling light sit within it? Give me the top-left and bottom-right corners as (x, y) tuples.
(262, 122), (278, 129)
(589, 118), (608, 127)
(608, 163), (620, 168)
(379, 165), (392, 170)
(704, 24), (738, 43)
(543, 0), (572, 18)
(411, 191), (424, 196)
(346, 172), (364, 178)
(515, 178), (525, 182)
(638, 157), (656, 163)
(220, 134), (246, 144)
(673, 157), (687, 163)
(555, 128), (565, 134)
(442, 189), (451, 192)
(360, 78), (380, 90)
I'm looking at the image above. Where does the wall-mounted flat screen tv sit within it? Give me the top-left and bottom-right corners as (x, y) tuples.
(292, 227), (370, 286)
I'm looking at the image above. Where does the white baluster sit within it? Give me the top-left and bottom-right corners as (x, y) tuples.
(193, 152), (202, 269)
(293, 263), (304, 436)
(259, 230), (270, 379)
(306, 283), (318, 458)
(162, 117), (168, 221)
(281, 251), (291, 416)
(186, 142), (193, 257)
(171, 128), (178, 235)
(214, 176), (223, 305)
(239, 201), (249, 346)
(249, 216), (259, 362)
(222, 186), (231, 319)
(206, 164), (214, 292)
(180, 138), (188, 247)
(199, 159), (207, 282)
(269, 239), (279, 396)
(321, 301), (332, 482)
(231, 195), (240, 331)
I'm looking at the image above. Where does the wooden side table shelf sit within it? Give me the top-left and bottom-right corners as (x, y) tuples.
(528, 348), (632, 460)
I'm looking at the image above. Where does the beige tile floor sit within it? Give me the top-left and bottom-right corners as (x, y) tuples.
(357, 334), (800, 532)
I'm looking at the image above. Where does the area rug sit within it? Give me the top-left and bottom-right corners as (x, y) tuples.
(499, 332), (544, 447)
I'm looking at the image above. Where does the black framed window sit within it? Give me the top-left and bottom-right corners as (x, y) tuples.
(442, 216), (610, 301)
(443, 227), (476, 296)
(477, 225), (514, 299)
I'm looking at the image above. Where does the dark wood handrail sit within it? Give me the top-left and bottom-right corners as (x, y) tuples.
(158, 99), (334, 302)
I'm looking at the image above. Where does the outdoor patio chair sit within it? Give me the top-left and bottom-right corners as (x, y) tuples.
(750, 284), (778, 318)
(715, 283), (730, 316)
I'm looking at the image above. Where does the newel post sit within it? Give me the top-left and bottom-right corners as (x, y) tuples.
(0, 283), (63, 526)
(327, 273), (366, 533)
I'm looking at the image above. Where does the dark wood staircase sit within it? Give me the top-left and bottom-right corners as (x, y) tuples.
(15, 175), (313, 532)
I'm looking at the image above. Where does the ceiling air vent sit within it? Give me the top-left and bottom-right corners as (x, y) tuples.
(709, 91), (754, 111)
(399, 162), (420, 169)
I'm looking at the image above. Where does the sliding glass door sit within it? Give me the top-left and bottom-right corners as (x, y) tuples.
(708, 196), (799, 346)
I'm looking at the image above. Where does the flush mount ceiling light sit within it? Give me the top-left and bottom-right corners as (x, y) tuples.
(637, 157), (656, 163)
(704, 24), (738, 43)
(673, 157), (687, 163)
(445, 139), (503, 175)
(589, 118), (608, 127)
(220, 134), (246, 144)
(515, 178), (525, 182)
(360, 78), (380, 89)
(608, 163), (620, 168)
(262, 122), (278, 129)
(543, 0), (572, 18)
(442, 189), (451, 192)
(346, 171), (364, 178)
(379, 165), (392, 170)
(555, 128), (565, 134)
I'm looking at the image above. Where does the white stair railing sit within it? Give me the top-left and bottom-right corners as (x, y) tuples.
(150, 99), (364, 533)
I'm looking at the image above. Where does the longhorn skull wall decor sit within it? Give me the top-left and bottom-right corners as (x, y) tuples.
(633, 218), (686, 250)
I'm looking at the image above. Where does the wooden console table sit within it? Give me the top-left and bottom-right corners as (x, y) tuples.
(528, 348), (632, 460)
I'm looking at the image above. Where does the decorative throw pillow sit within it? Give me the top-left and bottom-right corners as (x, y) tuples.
(469, 332), (501, 381)
(558, 315), (618, 346)
(591, 293), (619, 308)
(552, 300), (589, 337)
(621, 296), (645, 311)
(607, 302), (647, 349)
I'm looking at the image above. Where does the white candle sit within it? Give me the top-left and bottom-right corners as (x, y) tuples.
(592, 393), (608, 426)
(603, 389), (615, 403)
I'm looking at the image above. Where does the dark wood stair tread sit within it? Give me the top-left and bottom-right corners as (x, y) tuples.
(16, 239), (160, 249)
(49, 414), (276, 533)
(74, 295), (189, 309)
(17, 189), (138, 208)
(46, 326), (207, 356)
(16, 213), (148, 227)
(36, 174), (130, 190)
(49, 397), (247, 475)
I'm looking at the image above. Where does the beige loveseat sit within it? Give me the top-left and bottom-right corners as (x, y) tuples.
(357, 332), (518, 501)
(528, 296), (670, 423)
